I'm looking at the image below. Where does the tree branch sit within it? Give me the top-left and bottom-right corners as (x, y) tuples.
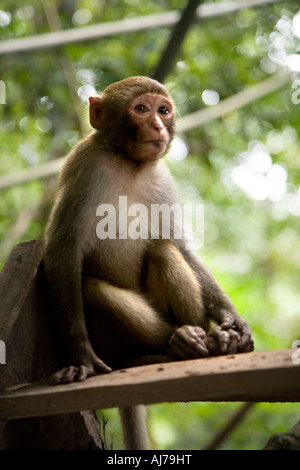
(152, 0), (203, 83)
(177, 71), (291, 133)
(0, 0), (282, 55)
(0, 71), (291, 191)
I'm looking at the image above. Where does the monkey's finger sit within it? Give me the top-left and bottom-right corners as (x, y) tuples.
(178, 326), (209, 356)
(205, 335), (220, 355)
(172, 341), (198, 359)
(193, 326), (207, 340)
(186, 336), (209, 357)
(208, 326), (231, 354)
(184, 326), (207, 342)
(62, 366), (79, 383)
(171, 330), (209, 358)
(194, 341), (210, 357)
(220, 316), (235, 330)
(190, 332), (210, 356)
(227, 328), (239, 354)
(170, 334), (200, 359)
(49, 367), (68, 384)
(94, 359), (112, 374)
(78, 365), (90, 382)
(238, 331), (254, 352)
(234, 322), (253, 349)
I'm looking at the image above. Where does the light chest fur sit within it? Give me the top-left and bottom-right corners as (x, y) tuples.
(85, 158), (179, 289)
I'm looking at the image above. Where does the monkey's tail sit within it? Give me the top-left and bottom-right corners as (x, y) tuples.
(119, 405), (149, 450)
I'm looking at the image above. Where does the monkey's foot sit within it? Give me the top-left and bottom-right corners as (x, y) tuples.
(49, 359), (112, 384)
(168, 325), (209, 360)
(205, 324), (254, 356)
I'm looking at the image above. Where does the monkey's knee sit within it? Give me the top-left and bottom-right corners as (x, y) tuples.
(146, 240), (200, 290)
(82, 277), (108, 304)
(145, 241), (206, 326)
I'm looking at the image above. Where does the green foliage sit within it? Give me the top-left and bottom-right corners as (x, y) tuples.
(0, 0), (300, 450)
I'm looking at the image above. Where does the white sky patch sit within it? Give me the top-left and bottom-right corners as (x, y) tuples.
(202, 89), (220, 106)
(72, 8), (92, 26)
(293, 12), (300, 38)
(286, 54), (300, 72)
(78, 84), (97, 102)
(167, 137), (189, 163)
(257, 13), (300, 72)
(286, 188), (300, 216)
(0, 10), (11, 27)
(231, 143), (287, 202)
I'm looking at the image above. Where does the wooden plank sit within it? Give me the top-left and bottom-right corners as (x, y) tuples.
(0, 239), (44, 341)
(0, 349), (299, 421)
(0, 240), (105, 449)
(0, 240), (61, 390)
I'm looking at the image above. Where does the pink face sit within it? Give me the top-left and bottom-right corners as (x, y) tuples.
(127, 93), (174, 162)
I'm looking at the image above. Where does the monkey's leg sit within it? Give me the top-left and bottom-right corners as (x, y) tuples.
(145, 240), (209, 359)
(145, 240), (205, 324)
(183, 251), (254, 356)
(119, 405), (149, 450)
(83, 278), (175, 362)
(83, 279), (171, 451)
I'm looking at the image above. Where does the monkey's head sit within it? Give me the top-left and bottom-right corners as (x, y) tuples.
(89, 76), (176, 163)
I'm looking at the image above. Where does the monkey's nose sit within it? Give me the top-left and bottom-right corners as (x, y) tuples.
(153, 115), (164, 132)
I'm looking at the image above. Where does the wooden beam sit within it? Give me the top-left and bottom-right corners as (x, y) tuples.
(0, 349), (299, 421)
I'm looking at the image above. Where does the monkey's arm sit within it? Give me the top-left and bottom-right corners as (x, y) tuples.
(43, 162), (112, 382)
(183, 249), (254, 355)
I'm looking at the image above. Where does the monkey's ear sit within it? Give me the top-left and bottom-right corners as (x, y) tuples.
(89, 95), (103, 129)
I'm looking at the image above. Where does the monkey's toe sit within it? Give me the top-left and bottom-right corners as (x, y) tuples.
(168, 325), (209, 360)
(48, 360), (112, 384)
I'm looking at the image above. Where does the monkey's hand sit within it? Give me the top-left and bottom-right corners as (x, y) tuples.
(206, 316), (254, 356)
(168, 325), (210, 360)
(50, 341), (112, 384)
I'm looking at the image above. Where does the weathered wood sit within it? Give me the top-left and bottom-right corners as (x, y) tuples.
(1, 240), (299, 450)
(0, 349), (299, 421)
(0, 240), (61, 389)
(0, 411), (106, 450)
(263, 421), (300, 450)
(0, 240), (105, 450)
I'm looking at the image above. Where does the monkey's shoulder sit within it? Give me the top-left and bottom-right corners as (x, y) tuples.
(58, 135), (112, 187)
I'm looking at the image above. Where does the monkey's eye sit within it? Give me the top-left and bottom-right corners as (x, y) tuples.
(135, 104), (148, 113)
(158, 106), (169, 115)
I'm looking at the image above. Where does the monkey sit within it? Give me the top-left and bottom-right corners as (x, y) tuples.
(42, 76), (254, 449)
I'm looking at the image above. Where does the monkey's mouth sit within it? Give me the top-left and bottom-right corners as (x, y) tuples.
(145, 140), (166, 148)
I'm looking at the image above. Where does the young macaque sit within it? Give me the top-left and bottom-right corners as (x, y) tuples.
(43, 76), (254, 449)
